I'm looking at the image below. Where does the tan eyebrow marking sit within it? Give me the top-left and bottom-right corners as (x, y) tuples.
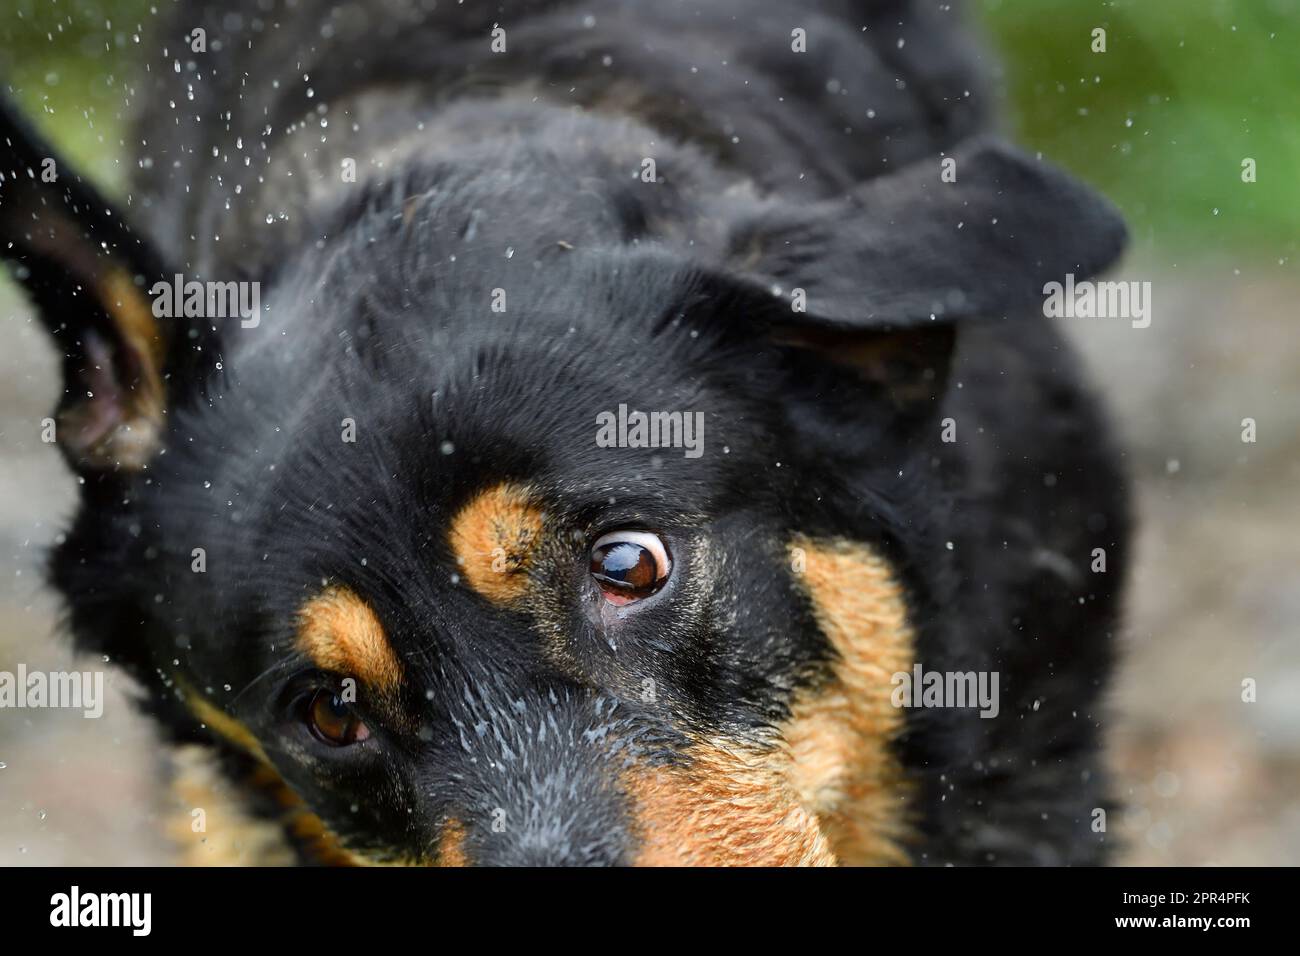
(447, 482), (544, 605)
(295, 586), (403, 694)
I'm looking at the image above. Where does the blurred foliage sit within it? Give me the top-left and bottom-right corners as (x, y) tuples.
(0, 0), (162, 189)
(978, 0), (1300, 257)
(0, 0), (1296, 252)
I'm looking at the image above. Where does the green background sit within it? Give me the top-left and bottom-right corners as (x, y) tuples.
(1, 0), (1296, 253)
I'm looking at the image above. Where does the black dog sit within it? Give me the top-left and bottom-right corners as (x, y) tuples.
(0, 0), (1128, 865)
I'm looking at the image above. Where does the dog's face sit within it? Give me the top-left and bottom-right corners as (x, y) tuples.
(1, 98), (1125, 864)
(144, 249), (840, 866)
(70, 245), (863, 865)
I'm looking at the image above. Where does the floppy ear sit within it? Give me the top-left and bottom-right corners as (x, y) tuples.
(715, 136), (1127, 412)
(1, 95), (182, 473)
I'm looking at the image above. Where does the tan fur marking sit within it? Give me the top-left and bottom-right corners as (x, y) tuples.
(179, 683), (271, 765)
(447, 483), (543, 605)
(168, 745), (298, 866)
(90, 268), (165, 467)
(282, 804), (376, 866)
(173, 686), (375, 865)
(296, 586), (403, 695)
(628, 538), (914, 866)
(629, 740), (836, 866)
(784, 537), (916, 865)
(436, 819), (470, 866)
(168, 748), (377, 866)
(100, 268), (166, 374)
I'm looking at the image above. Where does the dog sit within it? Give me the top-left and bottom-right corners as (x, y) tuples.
(0, 0), (1129, 865)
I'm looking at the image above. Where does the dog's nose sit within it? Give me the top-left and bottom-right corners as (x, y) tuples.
(473, 815), (629, 867)
(437, 787), (634, 867)
(427, 686), (651, 867)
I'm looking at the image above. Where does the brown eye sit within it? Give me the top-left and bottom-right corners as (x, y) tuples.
(305, 689), (370, 746)
(589, 531), (671, 605)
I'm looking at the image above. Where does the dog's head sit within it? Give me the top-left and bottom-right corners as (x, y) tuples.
(1, 96), (1124, 865)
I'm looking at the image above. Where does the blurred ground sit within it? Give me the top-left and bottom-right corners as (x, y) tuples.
(1073, 255), (1300, 865)
(0, 297), (172, 864)
(3, 248), (1298, 865)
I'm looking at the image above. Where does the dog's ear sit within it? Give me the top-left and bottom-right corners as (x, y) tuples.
(713, 137), (1127, 412)
(1, 95), (184, 473)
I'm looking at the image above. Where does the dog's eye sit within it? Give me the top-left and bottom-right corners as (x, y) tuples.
(589, 531), (671, 604)
(305, 689), (371, 746)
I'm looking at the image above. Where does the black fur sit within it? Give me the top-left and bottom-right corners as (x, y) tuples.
(1, 0), (1129, 865)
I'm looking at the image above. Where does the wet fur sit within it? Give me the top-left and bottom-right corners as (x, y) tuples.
(3, 0), (1128, 865)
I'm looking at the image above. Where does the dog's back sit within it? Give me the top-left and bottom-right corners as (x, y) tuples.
(132, 0), (990, 271)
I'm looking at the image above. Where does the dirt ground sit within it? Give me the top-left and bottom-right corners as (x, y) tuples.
(1, 246), (1297, 865)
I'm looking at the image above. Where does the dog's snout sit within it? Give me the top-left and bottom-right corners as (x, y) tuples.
(444, 806), (629, 867)
(428, 687), (655, 867)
